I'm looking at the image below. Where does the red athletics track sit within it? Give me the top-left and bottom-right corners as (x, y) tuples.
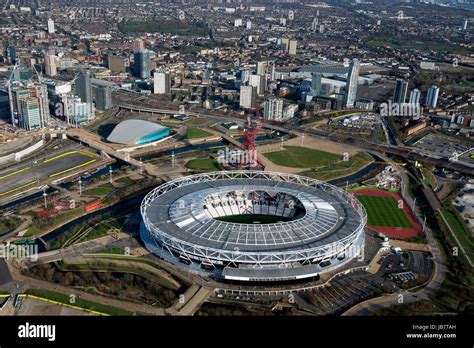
(352, 188), (422, 239)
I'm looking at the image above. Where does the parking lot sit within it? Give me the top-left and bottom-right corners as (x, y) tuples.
(414, 133), (471, 159)
(295, 249), (434, 315)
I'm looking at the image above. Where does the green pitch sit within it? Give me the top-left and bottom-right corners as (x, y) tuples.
(357, 195), (412, 228)
(263, 146), (341, 168)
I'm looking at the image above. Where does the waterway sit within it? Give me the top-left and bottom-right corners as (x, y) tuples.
(36, 189), (148, 251)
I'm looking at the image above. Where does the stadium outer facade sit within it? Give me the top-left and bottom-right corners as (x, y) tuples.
(140, 171), (367, 283)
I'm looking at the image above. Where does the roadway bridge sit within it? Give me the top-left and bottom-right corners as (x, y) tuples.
(64, 128), (163, 177)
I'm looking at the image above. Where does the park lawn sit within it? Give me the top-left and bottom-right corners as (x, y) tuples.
(25, 289), (134, 316)
(186, 127), (212, 140)
(93, 247), (128, 255)
(185, 158), (220, 171)
(421, 167), (436, 189)
(263, 146), (341, 168)
(118, 20), (208, 37)
(184, 118), (208, 126)
(82, 183), (115, 196)
(0, 217), (22, 235)
(117, 176), (134, 185)
(302, 152), (373, 181)
(24, 207), (84, 237)
(367, 38), (474, 55)
(357, 195), (412, 228)
(440, 209), (474, 262)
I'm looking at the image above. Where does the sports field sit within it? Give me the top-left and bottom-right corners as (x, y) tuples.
(357, 195), (412, 228)
(352, 187), (422, 239)
(263, 146), (341, 168)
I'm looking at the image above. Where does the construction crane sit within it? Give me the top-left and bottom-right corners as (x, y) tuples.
(6, 62), (20, 128)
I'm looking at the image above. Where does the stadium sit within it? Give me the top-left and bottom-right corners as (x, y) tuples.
(140, 171), (367, 283)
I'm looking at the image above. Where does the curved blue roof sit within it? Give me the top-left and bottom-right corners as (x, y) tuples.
(107, 119), (169, 145)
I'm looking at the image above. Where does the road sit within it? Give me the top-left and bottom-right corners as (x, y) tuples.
(65, 128), (167, 178)
(0, 258), (13, 285)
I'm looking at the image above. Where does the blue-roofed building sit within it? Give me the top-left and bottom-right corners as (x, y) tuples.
(107, 119), (170, 145)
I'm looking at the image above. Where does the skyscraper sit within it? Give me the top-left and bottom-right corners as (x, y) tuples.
(35, 83), (50, 127)
(61, 95), (93, 127)
(7, 45), (16, 64)
(311, 73), (322, 97)
(9, 82), (49, 129)
(108, 54), (126, 73)
(76, 69), (92, 104)
(270, 63), (276, 81)
(134, 49), (154, 79)
(47, 19), (55, 34)
(256, 61), (267, 75)
(132, 39), (145, 50)
(280, 38), (289, 52)
(311, 17), (319, 31)
(240, 69), (250, 84)
(409, 88), (421, 105)
(263, 98), (284, 121)
(44, 53), (57, 77)
(240, 85), (256, 109)
(249, 74), (265, 96)
(462, 19), (468, 31)
(426, 85), (439, 108)
(94, 86), (112, 110)
(343, 58), (360, 108)
(393, 79), (408, 103)
(20, 98), (42, 131)
(289, 40), (297, 56)
(154, 71), (171, 94)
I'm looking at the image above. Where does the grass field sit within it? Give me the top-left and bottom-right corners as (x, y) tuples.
(82, 183), (115, 196)
(93, 247), (128, 255)
(263, 146), (341, 168)
(185, 158), (220, 171)
(118, 20), (208, 37)
(25, 289), (133, 316)
(186, 127), (213, 140)
(357, 195), (412, 228)
(302, 152), (373, 181)
(366, 38), (473, 55)
(421, 167), (437, 189)
(117, 176), (134, 185)
(184, 118), (209, 126)
(24, 207), (84, 237)
(440, 209), (474, 263)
